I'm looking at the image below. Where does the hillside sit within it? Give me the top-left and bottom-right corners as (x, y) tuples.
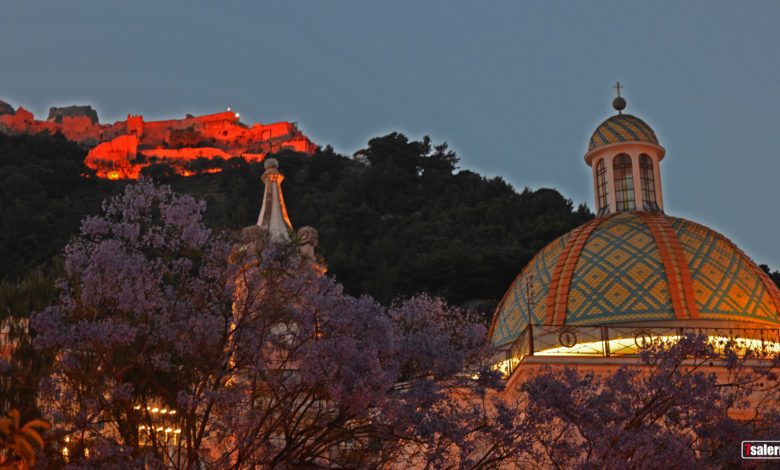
(3, 129), (780, 318)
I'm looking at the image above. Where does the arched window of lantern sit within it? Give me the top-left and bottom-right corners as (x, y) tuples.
(613, 153), (635, 212)
(639, 154), (659, 212)
(595, 158), (609, 215)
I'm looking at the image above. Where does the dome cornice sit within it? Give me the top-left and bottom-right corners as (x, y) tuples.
(584, 140), (666, 166)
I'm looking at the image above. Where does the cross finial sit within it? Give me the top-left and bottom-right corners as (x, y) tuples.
(612, 81), (626, 114)
(613, 81), (623, 98)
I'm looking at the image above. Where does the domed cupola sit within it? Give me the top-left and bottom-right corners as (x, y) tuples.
(585, 83), (665, 216)
(487, 84), (780, 376)
(488, 84), (780, 355)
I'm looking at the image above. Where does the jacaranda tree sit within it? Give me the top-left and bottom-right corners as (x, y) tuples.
(521, 334), (780, 469)
(30, 180), (519, 469)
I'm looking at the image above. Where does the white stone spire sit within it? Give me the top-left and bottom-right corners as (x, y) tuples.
(257, 158), (293, 242)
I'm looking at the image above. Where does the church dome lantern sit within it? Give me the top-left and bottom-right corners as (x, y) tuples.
(585, 83), (666, 216)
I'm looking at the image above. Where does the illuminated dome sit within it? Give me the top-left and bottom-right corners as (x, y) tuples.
(489, 213), (780, 347)
(489, 86), (780, 355)
(588, 114), (659, 152)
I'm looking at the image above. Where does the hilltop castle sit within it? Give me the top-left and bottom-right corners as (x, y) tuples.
(0, 100), (317, 179)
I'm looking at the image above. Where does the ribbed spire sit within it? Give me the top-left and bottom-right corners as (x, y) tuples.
(257, 158), (293, 241)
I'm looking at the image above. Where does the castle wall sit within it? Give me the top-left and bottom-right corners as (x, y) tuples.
(0, 102), (316, 179)
(85, 134), (140, 179)
(140, 147), (232, 161)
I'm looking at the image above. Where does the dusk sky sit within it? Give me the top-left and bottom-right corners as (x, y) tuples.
(2, 1), (779, 267)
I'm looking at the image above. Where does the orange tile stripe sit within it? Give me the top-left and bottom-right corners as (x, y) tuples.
(545, 217), (607, 325)
(641, 213), (699, 319)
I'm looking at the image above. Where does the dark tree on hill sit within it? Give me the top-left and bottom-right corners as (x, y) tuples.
(0, 131), (588, 315)
(145, 134), (594, 312)
(760, 264), (780, 289)
(276, 133), (593, 310)
(0, 133), (113, 283)
(3, 130), (777, 313)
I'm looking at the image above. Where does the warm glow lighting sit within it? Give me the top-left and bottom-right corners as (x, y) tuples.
(494, 334), (780, 377)
(174, 429), (181, 434)
(160, 409), (168, 414)
(533, 335), (780, 357)
(493, 359), (515, 377)
(165, 428), (173, 433)
(169, 410), (176, 415)
(133, 405), (141, 410)
(76, 109), (315, 181)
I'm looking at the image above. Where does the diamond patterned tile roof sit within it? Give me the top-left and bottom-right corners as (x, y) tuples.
(588, 114), (659, 152)
(489, 213), (780, 346)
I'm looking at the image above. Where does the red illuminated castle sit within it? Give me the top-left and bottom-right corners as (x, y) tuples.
(0, 100), (317, 179)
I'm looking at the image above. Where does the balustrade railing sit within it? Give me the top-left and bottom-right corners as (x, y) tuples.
(496, 324), (780, 377)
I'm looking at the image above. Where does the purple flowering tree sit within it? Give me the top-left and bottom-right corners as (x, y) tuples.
(31, 180), (522, 469)
(379, 295), (534, 469)
(520, 334), (780, 468)
(211, 243), (526, 468)
(32, 180), (236, 468)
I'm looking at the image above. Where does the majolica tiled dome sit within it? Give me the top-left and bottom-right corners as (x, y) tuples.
(489, 213), (780, 346)
(588, 114), (659, 152)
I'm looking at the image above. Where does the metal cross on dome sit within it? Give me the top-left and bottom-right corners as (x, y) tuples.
(613, 81), (623, 98)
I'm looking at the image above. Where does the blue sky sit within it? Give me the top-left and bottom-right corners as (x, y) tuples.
(2, 1), (779, 267)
